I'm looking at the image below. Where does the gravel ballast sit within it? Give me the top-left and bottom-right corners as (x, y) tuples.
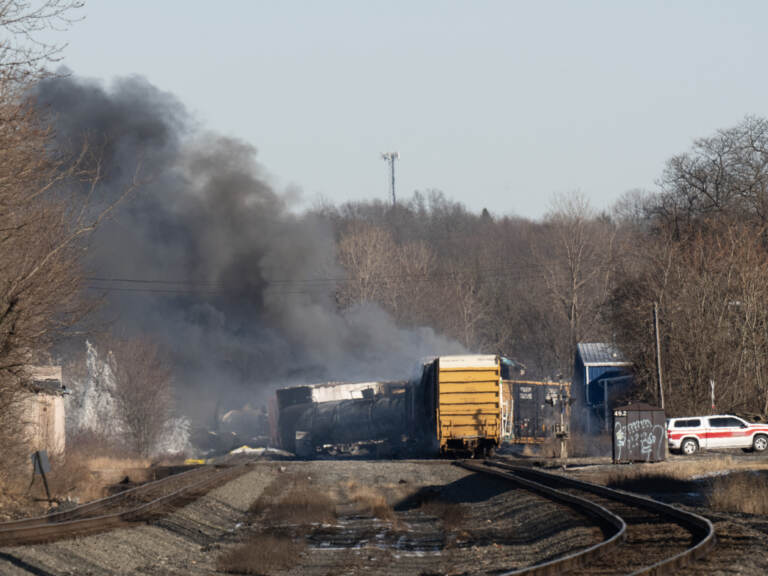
(0, 460), (602, 575)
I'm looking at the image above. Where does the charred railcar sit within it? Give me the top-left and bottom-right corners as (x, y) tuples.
(501, 380), (570, 444)
(271, 355), (571, 458)
(272, 381), (416, 456)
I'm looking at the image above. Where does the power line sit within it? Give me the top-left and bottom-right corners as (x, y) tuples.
(83, 265), (585, 297)
(84, 264), (551, 288)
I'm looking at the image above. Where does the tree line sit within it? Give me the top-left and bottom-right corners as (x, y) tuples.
(2, 1), (767, 479)
(323, 116), (768, 419)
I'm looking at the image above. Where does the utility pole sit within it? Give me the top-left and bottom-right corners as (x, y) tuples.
(653, 302), (665, 409)
(381, 152), (399, 206)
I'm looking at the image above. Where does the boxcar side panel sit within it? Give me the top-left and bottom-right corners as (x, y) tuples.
(437, 357), (501, 452)
(503, 380), (571, 444)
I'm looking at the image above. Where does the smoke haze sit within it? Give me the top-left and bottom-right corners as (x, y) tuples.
(33, 74), (463, 422)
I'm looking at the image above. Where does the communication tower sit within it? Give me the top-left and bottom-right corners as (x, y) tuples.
(381, 151), (399, 206)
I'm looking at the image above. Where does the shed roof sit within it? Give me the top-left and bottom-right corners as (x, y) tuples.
(577, 343), (631, 366)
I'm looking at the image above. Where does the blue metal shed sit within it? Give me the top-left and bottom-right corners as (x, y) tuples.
(574, 343), (633, 432)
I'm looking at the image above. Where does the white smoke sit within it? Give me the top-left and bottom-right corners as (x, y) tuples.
(65, 341), (191, 456)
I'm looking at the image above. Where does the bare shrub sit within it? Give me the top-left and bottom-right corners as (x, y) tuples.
(65, 430), (127, 458)
(707, 472), (768, 515)
(44, 451), (97, 502)
(218, 534), (304, 575)
(419, 498), (465, 532)
(251, 474), (336, 525)
(107, 337), (174, 457)
(347, 483), (395, 521)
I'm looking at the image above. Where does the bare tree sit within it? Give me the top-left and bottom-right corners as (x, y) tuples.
(607, 117), (768, 418)
(612, 220), (768, 417)
(652, 116), (768, 233)
(336, 222), (436, 328)
(0, 1), (144, 466)
(336, 223), (395, 307)
(530, 192), (616, 374)
(0, 0), (83, 83)
(107, 337), (173, 457)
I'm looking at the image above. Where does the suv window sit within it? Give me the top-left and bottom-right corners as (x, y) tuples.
(709, 417), (743, 427)
(673, 419), (701, 428)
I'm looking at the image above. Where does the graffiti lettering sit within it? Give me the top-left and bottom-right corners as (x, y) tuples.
(614, 420), (665, 462)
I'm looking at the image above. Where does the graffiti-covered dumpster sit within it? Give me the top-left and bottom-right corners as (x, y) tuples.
(612, 403), (666, 463)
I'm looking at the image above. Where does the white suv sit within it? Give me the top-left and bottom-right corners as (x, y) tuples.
(667, 415), (768, 455)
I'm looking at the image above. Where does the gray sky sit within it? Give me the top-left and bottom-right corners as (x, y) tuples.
(43, 1), (768, 218)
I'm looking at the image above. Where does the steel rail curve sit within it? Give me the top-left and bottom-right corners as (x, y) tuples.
(0, 464), (248, 546)
(485, 459), (716, 576)
(459, 460), (627, 576)
(0, 466), (207, 530)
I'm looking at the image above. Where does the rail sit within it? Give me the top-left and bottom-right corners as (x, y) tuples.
(0, 463), (248, 546)
(460, 459), (715, 575)
(458, 460), (626, 575)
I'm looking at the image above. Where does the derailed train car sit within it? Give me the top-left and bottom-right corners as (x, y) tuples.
(272, 381), (414, 456)
(502, 380), (570, 444)
(271, 355), (570, 457)
(419, 355), (503, 455)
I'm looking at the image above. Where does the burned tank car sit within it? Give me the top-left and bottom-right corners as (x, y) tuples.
(292, 394), (407, 457)
(272, 381), (417, 456)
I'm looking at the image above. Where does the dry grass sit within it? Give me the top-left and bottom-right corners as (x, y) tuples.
(55, 452), (152, 502)
(45, 452), (101, 502)
(603, 456), (768, 489)
(419, 498), (465, 531)
(0, 436), (157, 519)
(345, 482), (396, 521)
(345, 480), (404, 523)
(250, 473), (336, 525)
(218, 534), (304, 575)
(85, 456), (152, 470)
(707, 472), (768, 515)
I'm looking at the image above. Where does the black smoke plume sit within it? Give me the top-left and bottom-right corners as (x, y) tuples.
(33, 74), (463, 422)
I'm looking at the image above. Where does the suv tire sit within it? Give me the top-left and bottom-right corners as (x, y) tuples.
(681, 438), (698, 456)
(753, 434), (768, 453)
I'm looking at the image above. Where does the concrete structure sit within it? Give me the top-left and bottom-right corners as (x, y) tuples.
(22, 366), (66, 455)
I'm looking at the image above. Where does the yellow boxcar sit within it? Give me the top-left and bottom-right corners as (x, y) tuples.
(435, 355), (502, 456)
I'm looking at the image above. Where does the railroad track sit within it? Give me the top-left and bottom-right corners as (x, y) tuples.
(460, 459), (715, 576)
(0, 462), (250, 547)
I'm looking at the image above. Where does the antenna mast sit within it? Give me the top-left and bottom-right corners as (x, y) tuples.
(381, 151), (399, 206)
